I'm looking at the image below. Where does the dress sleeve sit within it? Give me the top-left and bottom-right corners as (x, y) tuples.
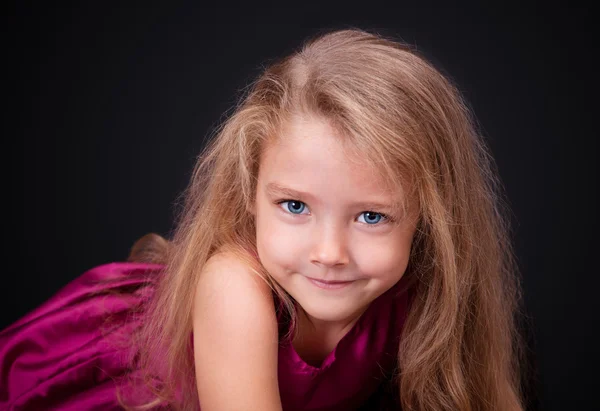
(0, 262), (160, 410)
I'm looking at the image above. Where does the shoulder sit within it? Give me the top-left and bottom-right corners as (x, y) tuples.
(193, 248), (278, 342)
(192, 249), (282, 409)
(195, 249), (275, 311)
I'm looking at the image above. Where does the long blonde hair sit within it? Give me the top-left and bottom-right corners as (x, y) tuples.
(119, 28), (527, 410)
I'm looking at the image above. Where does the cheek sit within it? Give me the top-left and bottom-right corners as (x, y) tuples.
(256, 206), (303, 274)
(353, 235), (412, 280)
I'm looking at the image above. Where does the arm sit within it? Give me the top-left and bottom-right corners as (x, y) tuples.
(192, 251), (283, 411)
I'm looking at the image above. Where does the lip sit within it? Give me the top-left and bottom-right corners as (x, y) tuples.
(307, 277), (355, 290)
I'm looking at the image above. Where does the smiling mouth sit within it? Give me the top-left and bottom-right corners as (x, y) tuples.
(308, 278), (353, 284)
(306, 277), (355, 290)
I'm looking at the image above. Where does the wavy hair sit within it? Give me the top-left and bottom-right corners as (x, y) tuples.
(118, 28), (527, 410)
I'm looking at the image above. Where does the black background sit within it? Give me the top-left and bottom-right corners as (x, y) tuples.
(3, 3), (596, 410)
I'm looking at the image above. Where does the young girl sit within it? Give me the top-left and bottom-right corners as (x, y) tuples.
(0, 28), (527, 410)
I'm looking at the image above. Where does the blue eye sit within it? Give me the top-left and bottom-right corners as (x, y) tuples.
(358, 211), (385, 225)
(280, 200), (308, 214)
(277, 200), (390, 227)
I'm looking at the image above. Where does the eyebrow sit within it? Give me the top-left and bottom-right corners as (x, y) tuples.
(265, 182), (396, 212)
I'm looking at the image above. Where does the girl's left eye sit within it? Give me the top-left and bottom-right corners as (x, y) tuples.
(277, 200), (389, 226)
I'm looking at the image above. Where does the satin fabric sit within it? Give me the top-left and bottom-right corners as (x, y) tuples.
(0, 262), (411, 410)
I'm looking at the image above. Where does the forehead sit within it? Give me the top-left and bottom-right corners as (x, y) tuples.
(260, 116), (396, 198)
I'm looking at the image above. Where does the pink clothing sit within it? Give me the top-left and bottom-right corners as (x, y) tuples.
(0, 262), (412, 410)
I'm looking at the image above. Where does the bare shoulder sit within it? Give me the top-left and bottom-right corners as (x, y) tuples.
(195, 250), (276, 320)
(193, 249), (282, 410)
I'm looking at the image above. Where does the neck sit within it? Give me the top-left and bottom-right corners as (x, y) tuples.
(291, 305), (368, 367)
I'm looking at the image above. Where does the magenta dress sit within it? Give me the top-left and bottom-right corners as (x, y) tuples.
(0, 263), (412, 410)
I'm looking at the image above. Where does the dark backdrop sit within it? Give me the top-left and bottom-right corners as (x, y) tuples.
(4, 3), (595, 410)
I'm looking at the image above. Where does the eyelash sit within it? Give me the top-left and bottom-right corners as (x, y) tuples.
(275, 199), (394, 227)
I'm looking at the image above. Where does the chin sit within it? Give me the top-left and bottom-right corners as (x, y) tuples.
(295, 295), (365, 324)
(275, 272), (375, 323)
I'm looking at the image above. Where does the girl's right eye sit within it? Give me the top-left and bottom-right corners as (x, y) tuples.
(278, 200), (309, 215)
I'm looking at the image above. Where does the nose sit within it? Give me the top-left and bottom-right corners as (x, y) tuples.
(309, 223), (349, 268)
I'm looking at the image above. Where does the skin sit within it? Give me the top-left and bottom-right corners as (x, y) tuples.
(251, 115), (418, 365)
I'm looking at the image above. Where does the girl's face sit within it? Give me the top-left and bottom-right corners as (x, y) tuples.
(253, 116), (418, 328)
